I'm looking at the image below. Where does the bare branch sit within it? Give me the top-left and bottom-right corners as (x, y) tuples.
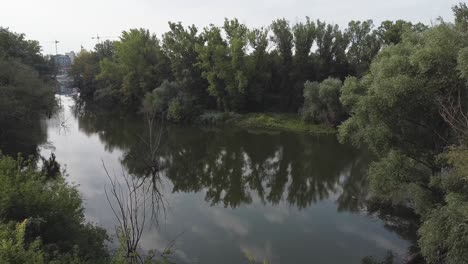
(438, 91), (468, 141)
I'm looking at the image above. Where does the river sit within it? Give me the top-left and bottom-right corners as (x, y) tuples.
(35, 95), (411, 264)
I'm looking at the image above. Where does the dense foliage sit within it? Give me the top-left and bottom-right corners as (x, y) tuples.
(0, 153), (109, 263)
(0, 28), (171, 263)
(301, 77), (346, 126)
(0, 28), (56, 155)
(0, 150), (174, 264)
(339, 3), (468, 263)
(72, 17), (426, 122)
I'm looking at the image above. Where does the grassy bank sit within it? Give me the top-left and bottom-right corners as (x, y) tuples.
(196, 112), (334, 134)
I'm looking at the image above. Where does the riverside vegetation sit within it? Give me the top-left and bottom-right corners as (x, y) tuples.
(0, 28), (168, 263)
(1, 3), (468, 264)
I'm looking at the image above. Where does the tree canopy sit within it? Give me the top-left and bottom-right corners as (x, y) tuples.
(0, 28), (56, 156)
(72, 16), (428, 121)
(339, 4), (468, 263)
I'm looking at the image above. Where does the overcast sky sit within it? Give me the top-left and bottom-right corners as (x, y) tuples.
(0, 0), (461, 55)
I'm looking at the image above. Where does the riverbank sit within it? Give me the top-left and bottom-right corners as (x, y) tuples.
(195, 111), (335, 134)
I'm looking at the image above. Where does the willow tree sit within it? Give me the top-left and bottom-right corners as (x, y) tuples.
(339, 5), (468, 263)
(302, 77), (345, 126)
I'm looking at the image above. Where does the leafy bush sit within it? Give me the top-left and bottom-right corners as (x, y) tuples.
(0, 152), (109, 263)
(142, 81), (178, 116)
(0, 220), (48, 264)
(143, 81), (200, 123)
(167, 99), (183, 122)
(301, 78), (346, 126)
(235, 113), (333, 134)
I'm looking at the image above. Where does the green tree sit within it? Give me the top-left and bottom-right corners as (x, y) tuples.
(418, 148), (468, 264)
(452, 2), (468, 31)
(339, 23), (465, 165)
(0, 58), (55, 124)
(301, 77), (345, 126)
(71, 50), (100, 99)
(417, 6), (468, 263)
(95, 40), (116, 60)
(142, 80), (193, 122)
(246, 27), (271, 111)
(196, 24), (230, 110)
(0, 28), (55, 126)
(0, 153), (109, 263)
(339, 6), (468, 263)
(313, 20), (349, 80)
(291, 17), (316, 110)
(270, 18), (294, 111)
(0, 28), (50, 76)
(98, 29), (172, 108)
(197, 19), (249, 112)
(162, 22), (209, 109)
(345, 20), (381, 77)
(0, 28), (56, 156)
(377, 20), (427, 46)
(223, 18), (249, 111)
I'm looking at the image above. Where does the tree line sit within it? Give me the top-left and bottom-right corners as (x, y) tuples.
(72, 17), (426, 123)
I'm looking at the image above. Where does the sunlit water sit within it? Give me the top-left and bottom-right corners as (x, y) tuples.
(38, 95), (411, 264)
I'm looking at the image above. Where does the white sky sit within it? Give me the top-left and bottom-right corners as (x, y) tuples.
(0, 0), (461, 55)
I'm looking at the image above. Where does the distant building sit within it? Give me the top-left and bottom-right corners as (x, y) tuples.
(65, 51), (76, 64)
(54, 54), (72, 74)
(54, 54), (71, 66)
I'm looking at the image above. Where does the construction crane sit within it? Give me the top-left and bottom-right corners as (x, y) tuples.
(53, 40), (60, 55)
(44, 40), (60, 55)
(91, 34), (118, 44)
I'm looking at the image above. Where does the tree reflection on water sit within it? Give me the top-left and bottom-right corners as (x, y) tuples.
(76, 104), (372, 212)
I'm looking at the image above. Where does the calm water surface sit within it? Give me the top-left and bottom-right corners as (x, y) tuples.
(38, 96), (410, 264)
